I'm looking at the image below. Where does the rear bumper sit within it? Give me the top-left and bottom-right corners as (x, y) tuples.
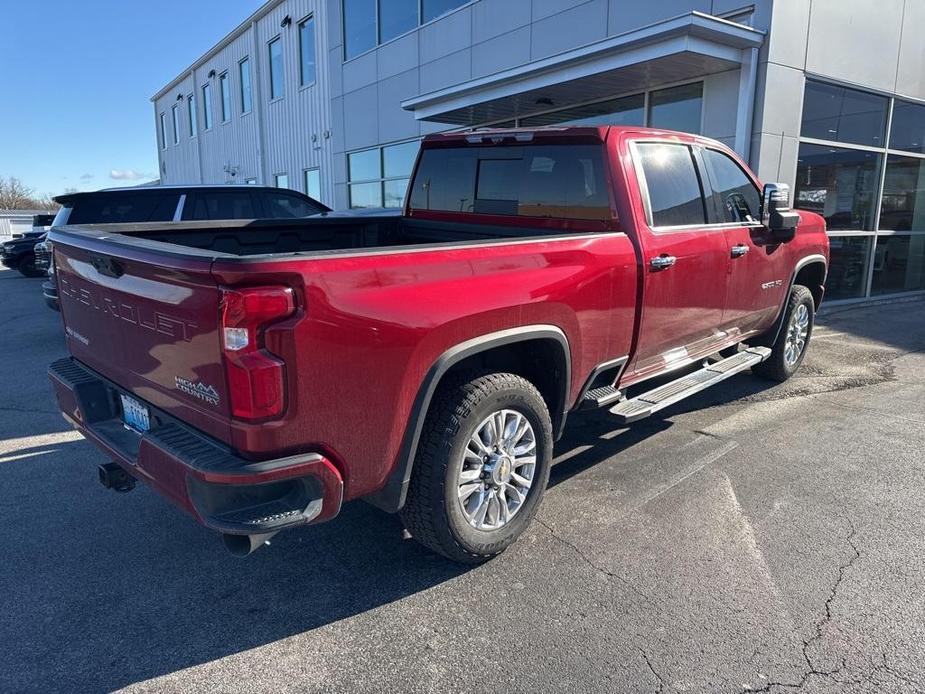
(48, 357), (344, 536)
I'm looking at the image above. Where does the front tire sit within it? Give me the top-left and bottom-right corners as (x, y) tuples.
(400, 372), (553, 564)
(753, 284), (815, 382)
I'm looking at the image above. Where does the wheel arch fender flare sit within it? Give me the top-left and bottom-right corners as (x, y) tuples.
(365, 325), (571, 513)
(761, 254), (828, 347)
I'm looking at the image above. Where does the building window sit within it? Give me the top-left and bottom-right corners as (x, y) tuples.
(202, 83), (213, 130)
(343, 0), (467, 59)
(518, 83), (702, 134)
(159, 112), (168, 149)
(171, 105), (180, 145)
(380, 0), (417, 42)
(801, 80), (888, 148)
(421, 0), (467, 24)
(794, 79), (925, 301)
(239, 58), (253, 113)
(187, 95), (197, 137)
(888, 100), (925, 154)
(274, 173), (289, 189)
(521, 93), (645, 128)
(648, 83), (703, 135)
(268, 37), (284, 100)
(219, 72), (232, 122)
(794, 144), (881, 231)
(299, 16), (317, 87)
(348, 140), (418, 208)
(304, 168), (321, 201)
(245, 177), (257, 185)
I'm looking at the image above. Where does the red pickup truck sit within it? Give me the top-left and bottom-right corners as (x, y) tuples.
(48, 126), (828, 563)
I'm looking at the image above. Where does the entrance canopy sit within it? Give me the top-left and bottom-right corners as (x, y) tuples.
(401, 12), (764, 128)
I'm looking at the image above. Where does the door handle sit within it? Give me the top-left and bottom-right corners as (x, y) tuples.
(649, 255), (677, 271)
(731, 244), (750, 258)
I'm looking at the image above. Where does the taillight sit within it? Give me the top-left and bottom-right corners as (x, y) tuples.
(220, 286), (295, 420)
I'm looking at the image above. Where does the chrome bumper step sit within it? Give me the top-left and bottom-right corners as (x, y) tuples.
(609, 347), (772, 424)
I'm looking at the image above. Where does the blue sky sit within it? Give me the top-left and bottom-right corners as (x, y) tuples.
(0, 0), (264, 197)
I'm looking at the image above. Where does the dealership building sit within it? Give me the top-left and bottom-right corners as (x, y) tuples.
(153, 0), (925, 302)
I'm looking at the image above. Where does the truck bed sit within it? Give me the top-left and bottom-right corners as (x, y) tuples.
(60, 211), (596, 258)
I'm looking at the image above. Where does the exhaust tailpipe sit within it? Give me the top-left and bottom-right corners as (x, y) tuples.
(222, 532), (279, 557)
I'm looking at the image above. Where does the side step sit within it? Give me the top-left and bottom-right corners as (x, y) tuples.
(609, 347), (771, 424)
(580, 384), (623, 409)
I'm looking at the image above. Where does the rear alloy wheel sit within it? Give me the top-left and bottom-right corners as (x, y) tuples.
(400, 372), (553, 564)
(753, 284), (815, 382)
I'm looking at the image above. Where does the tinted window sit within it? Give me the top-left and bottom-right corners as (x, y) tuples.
(879, 155), (925, 231)
(636, 143), (705, 227)
(889, 100), (925, 154)
(343, 0), (376, 59)
(800, 80), (887, 147)
(702, 148), (761, 224)
(261, 192), (321, 218)
(67, 194), (180, 224)
(183, 193), (256, 220)
(793, 143), (881, 230)
(409, 145), (610, 221)
(648, 83), (703, 134)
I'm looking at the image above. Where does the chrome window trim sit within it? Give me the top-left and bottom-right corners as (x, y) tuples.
(173, 194), (187, 222)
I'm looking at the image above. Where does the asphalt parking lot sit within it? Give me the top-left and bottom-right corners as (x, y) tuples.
(1, 267), (923, 694)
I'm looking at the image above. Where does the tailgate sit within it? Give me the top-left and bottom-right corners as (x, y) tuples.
(53, 233), (231, 441)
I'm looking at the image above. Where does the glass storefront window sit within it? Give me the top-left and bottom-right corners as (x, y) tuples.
(889, 100), (925, 154)
(648, 83), (703, 135)
(801, 80), (888, 147)
(348, 141), (419, 208)
(794, 144), (881, 231)
(520, 93), (645, 128)
(826, 236), (873, 300)
(871, 235), (925, 295)
(879, 155), (925, 231)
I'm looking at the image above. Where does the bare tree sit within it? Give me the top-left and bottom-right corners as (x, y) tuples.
(0, 176), (58, 211)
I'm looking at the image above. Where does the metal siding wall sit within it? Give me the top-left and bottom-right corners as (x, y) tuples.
(256, 0), (333, 200)
(196, 29), (263, 185)
(154, 73), (201, 184)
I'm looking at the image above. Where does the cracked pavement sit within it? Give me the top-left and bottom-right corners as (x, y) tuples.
(0, 268), (924, 693)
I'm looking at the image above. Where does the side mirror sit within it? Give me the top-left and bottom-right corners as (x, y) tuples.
(761, 183), (800, 242)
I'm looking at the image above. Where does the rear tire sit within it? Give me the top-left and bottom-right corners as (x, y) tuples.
(400, 371), (553, 564)
(753, 284), (815, 382)
(17, 255), (45, 278)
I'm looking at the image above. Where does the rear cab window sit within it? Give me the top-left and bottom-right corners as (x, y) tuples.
(66, 193), (180, 224)
(408, 144), (611, 222)
(182, 192), (257, 220)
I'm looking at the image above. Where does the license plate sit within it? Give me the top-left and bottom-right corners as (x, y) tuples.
(120, 394), (150, 433)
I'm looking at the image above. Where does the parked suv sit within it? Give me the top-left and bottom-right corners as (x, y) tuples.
(48, 127), (828, 563)
(0, 214), (56, 277)
(38, 185), (328, 309)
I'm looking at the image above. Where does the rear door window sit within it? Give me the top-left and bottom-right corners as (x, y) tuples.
(259, 192), (323, 218)
(701, 148), (761, 224)
(183, 192), (257, 220)
(67, 193), (180, 224)
(635, 142), (706, 227)
(409, 144), (610, 221)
